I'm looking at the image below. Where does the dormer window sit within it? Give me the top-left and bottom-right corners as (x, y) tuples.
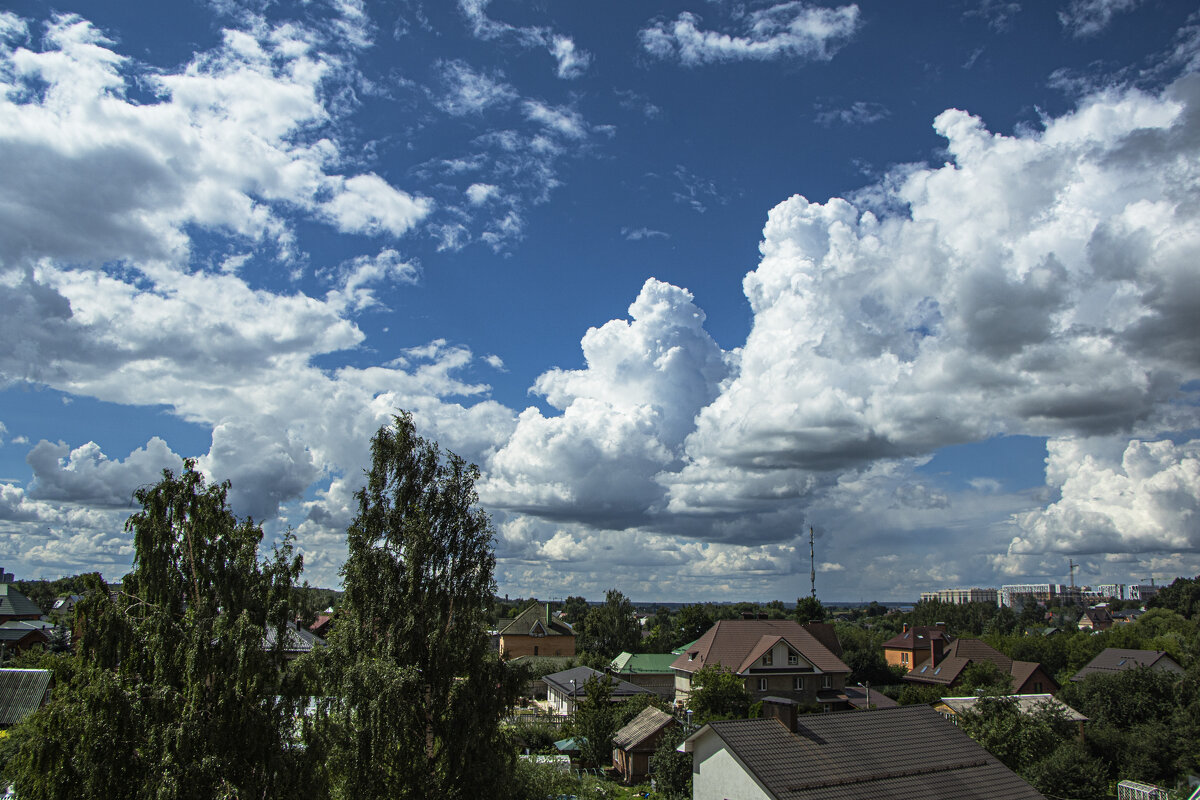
(787, 652), (799, 666)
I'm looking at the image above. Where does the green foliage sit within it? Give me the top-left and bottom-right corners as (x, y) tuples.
(794, 596), (825, 623)
(615, 690), (670, 728)
(649, 724), (692, 800)
(6, 461), (306, 800)
(895, 683), (943, 706)
(672, 604), (714, 649)
(957, 660), (1013, 696)
(581, 589), (641, 659)
(576, 675), (617, 768)
(687, 664), (750, 723)
(305, 414), (520, 800)
(1149, 575), (1200, 619)
(562, 595), (592, 630)
(959, 697), (1107, 799)
(835, 622), (897, 686)
(512, 759), (625, 800)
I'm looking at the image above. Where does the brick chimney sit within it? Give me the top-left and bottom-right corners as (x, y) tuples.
(930, 633), (944, 667)
(902, 623), (909, 634)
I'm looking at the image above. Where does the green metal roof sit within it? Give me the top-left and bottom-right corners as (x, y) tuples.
(0, 668), (51, 726)
(609, 652), (678, 674)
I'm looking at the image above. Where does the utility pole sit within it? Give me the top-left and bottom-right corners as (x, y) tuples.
(810, 526), (816, 598)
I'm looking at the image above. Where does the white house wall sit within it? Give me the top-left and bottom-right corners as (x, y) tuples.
(692, 735), (774, 800)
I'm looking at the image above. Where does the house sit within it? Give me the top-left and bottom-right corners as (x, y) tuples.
(264, 621), (325, 661)
(842, 683), (898, 710)
(542, 666), (652, 714)
(0, 585), (44, 623)
(1071, 648), (1184, 682)
(670, 618), (851, 710)
(498, 602), (575, 659)
(611, 706), (678, 784)
(50, 594), (83, 618)
(0, 626), (49, 655)
(308, 614), (334, 639)
(507, 655), (574, 699)
(936, 694), (1088, 740)
(1078, 606), (1113, 632)
(0, 668), (52, 728)
(882, 622), (950, 672)
(609, 652), (677, 699)
(678, 704), (1046, 800)
(902, 637), (1059, 695)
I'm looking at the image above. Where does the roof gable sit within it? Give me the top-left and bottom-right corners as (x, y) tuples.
(498, 603), (575, 638)
(670, 619), (848, 675)
(612, 706), (677, 749)
(0, 668), (52, 725)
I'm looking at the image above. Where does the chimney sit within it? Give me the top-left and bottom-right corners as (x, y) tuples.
(546, 604), (551, 625)
(902, 623), (909, 634)
(930, 633), (944, 667)
(761, 697), (798, 731)
(934, 621), (946, 631)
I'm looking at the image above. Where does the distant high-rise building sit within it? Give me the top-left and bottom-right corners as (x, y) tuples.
(919, 588), (998, 605)
(1097, 584), (1127, 600)
(1129, 584), (1160, 602)
(999, 584), (1061, 608)
(0, 566), (13, 583)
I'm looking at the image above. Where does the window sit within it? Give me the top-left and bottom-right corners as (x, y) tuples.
(1033, 682), (1043, 693)
(821, 675), (832, 689)
(787, 652), (799, 666)
(762, 652), (773, 666)
(758, 678), (768, 691)
(793, 676), (804, 691)
(901, 652), (908, 664)
(533, 646), (539, 656)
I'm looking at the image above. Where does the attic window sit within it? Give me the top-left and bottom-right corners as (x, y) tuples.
(920, 665), (929, 673)
(1117, 659), (1127, 666)
(762, 652), (773, 666)
(787, 652), (798, 666)
(933, 667), (942, 675)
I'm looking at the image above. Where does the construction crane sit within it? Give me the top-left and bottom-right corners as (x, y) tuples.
(1069, 559), (1078, 590)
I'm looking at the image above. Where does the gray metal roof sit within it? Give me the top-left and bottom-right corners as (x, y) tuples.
(0, 668), (51, 726)
(543, 666), (651, 699)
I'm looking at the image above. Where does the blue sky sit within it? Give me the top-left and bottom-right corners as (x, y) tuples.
(2, 0), (1199, 602)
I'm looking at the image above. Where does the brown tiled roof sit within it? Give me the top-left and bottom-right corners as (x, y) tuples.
(612, 706), (677, 750)
(905, 655), (970, 685)
(688, 705), (1045, 799)
(1010, 660), (1056, 692)
(944, 638), (1011, 671)
(498, 603), (575, 638)
(842, 684), (899, 710)
(881, 626), (950, 651)
(1071, 648), (1183, 681)
(904, 639), (1054, 691)
(802, 622), (844, 658)
(671, 619), (848, 675)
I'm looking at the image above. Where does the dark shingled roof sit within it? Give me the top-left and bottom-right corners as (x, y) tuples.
(685, 705), (1046, 800)
(0, 668), (52, 726)
(881, 625), (949, 652)
(543, 666), (651, 700)
(612, 706), (677, 750)
(1071, 648), (1184, 681)
(671, 619), (848, 676)
(498, 603), (575, 638)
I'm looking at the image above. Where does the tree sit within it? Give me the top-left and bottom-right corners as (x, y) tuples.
(795, 596), (825, 623)
(581, 589), (640, 658)
(306, 414), (521, 800)
(562, 595), (591, 630)
(575, 674), (618, 768)
(649, 724), (692, 799)
(957, 660), (1013, 696)
(674, 604), (714, 648)
(6, 462), (306, 800)
(687, 665), (751, 723)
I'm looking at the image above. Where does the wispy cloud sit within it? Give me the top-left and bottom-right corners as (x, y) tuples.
(814, 100), (889, 127)
(1059, 0), (1142, 37)
(431, 59), (517, 116)
(640, 3), (860, 66)
(458, 0), (591, 78)
(622, 227), (670, 241)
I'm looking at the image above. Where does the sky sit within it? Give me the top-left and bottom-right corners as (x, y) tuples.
(1, 0), (1199, 603)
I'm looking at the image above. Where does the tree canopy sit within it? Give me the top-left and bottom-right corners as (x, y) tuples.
(580, 588), (640, 658)
(6, 461), (306, 800)
(304, 414), (520, 800)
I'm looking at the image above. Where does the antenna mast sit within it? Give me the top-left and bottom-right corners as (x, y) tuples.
(1068, 559), (1077, 590)
(810, 526), (816, 598)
